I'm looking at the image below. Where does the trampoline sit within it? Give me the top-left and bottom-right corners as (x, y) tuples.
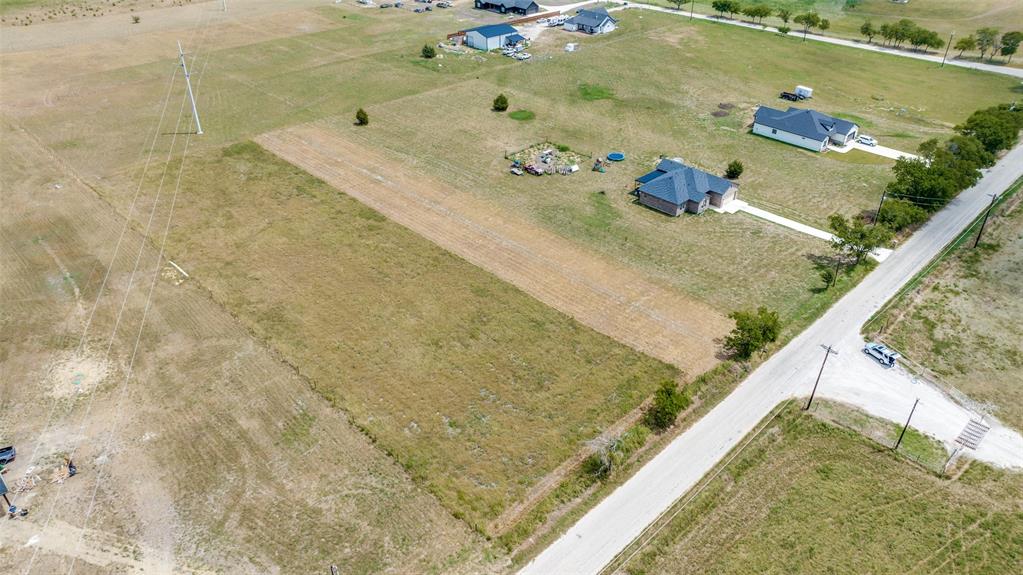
(607, 152), (625, 161)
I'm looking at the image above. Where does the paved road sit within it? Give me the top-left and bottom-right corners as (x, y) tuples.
(543, 2), (1023, 80)
(520, 143), (1023, 575)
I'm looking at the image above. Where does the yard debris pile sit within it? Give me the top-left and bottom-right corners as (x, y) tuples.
(508, 142), (583, 176)
(12, 472), (42, 493)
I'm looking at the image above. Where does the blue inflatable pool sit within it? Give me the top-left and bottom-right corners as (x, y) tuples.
(607, 152), (625, 161)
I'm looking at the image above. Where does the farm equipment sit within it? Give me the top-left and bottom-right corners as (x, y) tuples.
(780, 91), (799, 101)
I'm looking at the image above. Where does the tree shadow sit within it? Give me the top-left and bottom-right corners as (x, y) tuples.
(804, 252), (850, 294)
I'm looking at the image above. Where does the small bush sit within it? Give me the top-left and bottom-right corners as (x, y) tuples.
(493, 93), (509, 112)
(644, 381), (691, 431)
(131, 15), (140, 24)
(877, 198), (928, 232)
(725, 159), (744, 179)
(421, 44), (436, 59)
(555, 143), (570, 152)
(778, 26), (791, 34)
(355, 108), (369, 126)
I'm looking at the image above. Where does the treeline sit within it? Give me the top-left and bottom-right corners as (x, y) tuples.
(859, 19), (944, 51)
(705, 1), (829, 35)
(880, 104), (1023, 232)
(952, 29), (1023, 64)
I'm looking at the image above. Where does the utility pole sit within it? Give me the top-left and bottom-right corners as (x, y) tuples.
(689, 0), (695, 21)
(940, 31), (954, 68)
(872, 189), (887, 225)
(972, 193), (998, 248)
(177, 41), (203, 135)
(893, 398), (920, 451)
(804, 345), (838, 410)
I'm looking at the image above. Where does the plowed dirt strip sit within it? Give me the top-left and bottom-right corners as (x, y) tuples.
(257, 126), (730, 374)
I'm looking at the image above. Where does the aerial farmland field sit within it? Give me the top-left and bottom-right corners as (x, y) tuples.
(1, 1), (1021, 572)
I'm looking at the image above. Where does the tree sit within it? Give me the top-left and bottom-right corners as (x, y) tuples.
(725, 0), (742, 18)
(877, 198), (928, 232)
(644, 381), (691, 431)
(893, 19), (916, 48)
(778, 25), (791, 35)
(775, 8), (791, 24)
(793, 11), (821, 41)
(860, 21), (877, 43)
(819, 18), (830, 32)
(131, 15), (140, 24)
(492, 93), (508, 112)
(724, 307), (781, 360)
(742, 4), (771, 25)
(1001, 31), (1023, 63)
(711, 0), (730, 17)
(956, 105), (1023, 153)
(909, 27), (943, 51)
(725, 159), (744, 179)
(879, 23), (895, 46)
(355, 108), (369, 126)
(954, 35), (977, 58)
(671, 0), (685, 10)
(976, 27), (999, 59)
(421, 44), (436, 59)
(829, 214), (893, 265)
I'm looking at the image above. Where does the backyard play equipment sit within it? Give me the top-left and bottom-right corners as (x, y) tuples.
(607, 152), (625, 161)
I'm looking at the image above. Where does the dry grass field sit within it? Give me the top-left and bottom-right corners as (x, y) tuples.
(3, 1), (1022, 570)
(0, 121), (490, 573)
(152, 139), (679, 530)
(621, 403), (1023, 574)
(881, 183), (1023, 431)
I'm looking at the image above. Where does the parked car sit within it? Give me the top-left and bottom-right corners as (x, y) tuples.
(424, 5), (432, 10)
(379, 3), (392, 7)
(0, 445), (15, 466)
(436, 1), (451, 6)
(780, 91), (799, 102)
(514, 52), (531, 60)
(414, 7), (424, 11)
(863, 342), (900, 368)
(857, 135), (878, 147)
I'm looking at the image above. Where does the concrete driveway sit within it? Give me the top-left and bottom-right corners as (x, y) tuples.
(831, 140), (918, 160)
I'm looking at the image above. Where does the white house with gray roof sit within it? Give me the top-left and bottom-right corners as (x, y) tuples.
(752, 106), (859, 152)
(564, 7), (617, 34)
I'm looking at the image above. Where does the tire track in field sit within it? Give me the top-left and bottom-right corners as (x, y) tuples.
(256, 125), (732, 375)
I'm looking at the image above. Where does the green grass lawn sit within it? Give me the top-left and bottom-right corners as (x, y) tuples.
(161, 141), (678, 532)
(880, 182), (1023, 431)
(317, 9), (1018, 325)
(622, 403), (1023, 574)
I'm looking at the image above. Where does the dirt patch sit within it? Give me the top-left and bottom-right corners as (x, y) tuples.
(45, 350), (111, 399)
(257, 125), (732, 374)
